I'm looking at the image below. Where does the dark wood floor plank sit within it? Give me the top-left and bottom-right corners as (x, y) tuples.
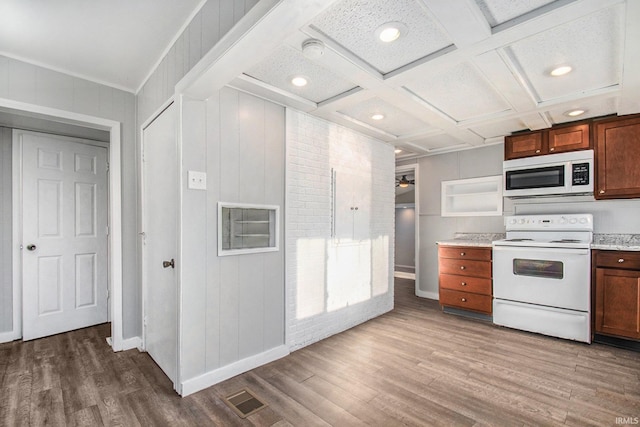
(1, 277), (638, 426)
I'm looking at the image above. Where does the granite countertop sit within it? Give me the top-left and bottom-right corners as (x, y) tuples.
(591, 234), (640, 251)
(436, 233), (505, 248)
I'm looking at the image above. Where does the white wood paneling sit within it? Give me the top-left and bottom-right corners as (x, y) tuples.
(0, 128), (12, 334)
(179, 87), (285, 390)
(137, 0), (258, 124)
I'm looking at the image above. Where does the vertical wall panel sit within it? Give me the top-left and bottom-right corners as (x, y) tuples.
(205, 91), (222, 370)
(36, 68), (74, 112)
(0, 128), (12, 332)
(189, 12), (202, 70)
(73, 79), (101, 118)
(238, 92), (265, 203)
(8, 60), (37, 104)
(180, 99), (208, 380)
(219, 256), (239, 366)
(238, 254), (264, 359)
(219, 88), (240, 202)
(0, 56), (9, 98)
(201, 1), (221, 54)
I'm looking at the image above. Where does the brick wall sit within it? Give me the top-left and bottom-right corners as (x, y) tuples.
(286, 109), (395, 351)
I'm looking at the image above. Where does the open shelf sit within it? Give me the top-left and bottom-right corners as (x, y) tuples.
(441, 175), (503, 217)
(218, 203), (280, 256)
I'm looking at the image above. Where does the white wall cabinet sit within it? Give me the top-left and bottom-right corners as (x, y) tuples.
(333, 169), (371, 240)
(441, 175), (503, 217)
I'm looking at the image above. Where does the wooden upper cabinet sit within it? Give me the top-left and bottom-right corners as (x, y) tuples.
(504, 122), (591, 160)
(594, 114), (640, 199)
(504, 131), (545, 160)
(548, 123), (590, 154)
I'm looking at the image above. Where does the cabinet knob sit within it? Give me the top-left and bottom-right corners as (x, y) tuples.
(549, 147), (555, 152)
(599, 190), (605, 194)
(460, 252), (465, 256)
(461, 282), (467, 286)
(618, 258), (625, 263)
(535, 149), (541, 153)
(354, 207), (358, 211)
(461, 298), (467, 302)
(460, 266), (465, 270)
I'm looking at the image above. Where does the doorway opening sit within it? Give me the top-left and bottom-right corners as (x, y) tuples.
(1, 98), (124, 351)
(394, 164), (419, 295)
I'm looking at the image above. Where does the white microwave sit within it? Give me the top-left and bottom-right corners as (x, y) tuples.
(503, 150), (594, 198)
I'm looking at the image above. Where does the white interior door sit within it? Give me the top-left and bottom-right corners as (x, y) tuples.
(142, 103), (178, 385)
(21, 131), (108, 341)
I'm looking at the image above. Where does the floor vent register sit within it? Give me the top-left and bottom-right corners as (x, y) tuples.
(223, 388), (268, 418)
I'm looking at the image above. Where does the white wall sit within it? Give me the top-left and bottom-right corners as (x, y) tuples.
(395, 207), (415, 268)
(0, 128), (11, 333)
(286, 109), (395, 351)
(0, 56), (139, 339)
(178, 87), (285, 388)
(399, 143), (640, 298)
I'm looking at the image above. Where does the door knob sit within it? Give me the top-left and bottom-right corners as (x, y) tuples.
(26, 244), (37, 251)
(163, 259), (175, 269)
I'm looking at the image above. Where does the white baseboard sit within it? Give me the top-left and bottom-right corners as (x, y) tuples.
(416, 289), (438, 300)
(120, 336), (142, 351)
(394, 271), (416, 280)
(180, 345), (289, 397)
(0, 329), (21, 344)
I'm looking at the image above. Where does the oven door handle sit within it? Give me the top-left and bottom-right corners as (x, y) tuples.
(492, 246), (590, 256)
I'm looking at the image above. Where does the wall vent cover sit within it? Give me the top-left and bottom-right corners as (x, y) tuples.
(222, 388), (267, 418)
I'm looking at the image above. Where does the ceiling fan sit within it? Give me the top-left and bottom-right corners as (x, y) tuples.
(396, 175), (415, 188)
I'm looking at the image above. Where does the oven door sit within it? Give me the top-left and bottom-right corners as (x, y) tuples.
(493, 245), (590, 311)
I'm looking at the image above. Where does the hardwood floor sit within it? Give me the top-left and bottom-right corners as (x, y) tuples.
(2, 278), (639, 426)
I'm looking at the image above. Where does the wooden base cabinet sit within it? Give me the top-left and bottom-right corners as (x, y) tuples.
(438, 246), (492, 314)
(594, 250), (640, 341)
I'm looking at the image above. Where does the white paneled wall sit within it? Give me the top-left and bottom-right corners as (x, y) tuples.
(137, 0), (259, 124)
(0, 128), (12, 334)
(178, 88), (285, 394)
(286, 109), (395, 351)
(0, 55), (139, 339)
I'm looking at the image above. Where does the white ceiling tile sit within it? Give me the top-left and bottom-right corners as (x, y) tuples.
(404, 62), (510, 121)
(546, 97), (617, 125)
(245, 45), (357, 103)
(337, 97), (433, 136)
(475, 0), (556, 27)
(311, 0), (452, 74)
(409, 133), (469, 151)
(506, 6), (623, 103)
(470, 118), (529, 139)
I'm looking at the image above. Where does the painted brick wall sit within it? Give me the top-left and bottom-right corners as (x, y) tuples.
(286, 109), (395, 351)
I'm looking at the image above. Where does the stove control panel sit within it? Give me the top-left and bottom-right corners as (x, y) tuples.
(505, 214), (593, 231)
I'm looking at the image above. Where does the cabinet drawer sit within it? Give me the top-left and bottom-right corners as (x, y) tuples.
(439, 289), (492, 314)
(595, 251), (640, 270)
(439, 258), (491, 278)
(438, 246), (491, 261)
(439, 274), (491, 295)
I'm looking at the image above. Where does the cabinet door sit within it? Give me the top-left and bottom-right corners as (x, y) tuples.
(504, 131), (545, 160)
(595, 115), (640, 199)
(334, 170), (356, 239)
(595, 267), (640, 340)
(548, 123), (590, 154)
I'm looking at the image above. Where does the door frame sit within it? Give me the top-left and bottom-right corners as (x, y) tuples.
(3, 97), (125, 351)
(139, 97), (180, 390)
(395, 163), (420, 296)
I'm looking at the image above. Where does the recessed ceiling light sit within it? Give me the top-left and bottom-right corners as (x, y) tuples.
(394, 149), (402, 154)
(371, 113), (385, 120)
(291, 76), (308, 87)
(550, 65), (572, 77)
(375, 22), (407, 43)
(565, 109), (586, 117)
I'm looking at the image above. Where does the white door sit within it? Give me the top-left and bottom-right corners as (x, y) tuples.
(21, 131), (108, 341)
(142, 103), (178, 385)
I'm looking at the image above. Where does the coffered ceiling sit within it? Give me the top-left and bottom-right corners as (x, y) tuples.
(225, 0), (640, 160)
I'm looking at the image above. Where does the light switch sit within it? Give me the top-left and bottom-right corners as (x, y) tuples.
(188, 171), (207, 190)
